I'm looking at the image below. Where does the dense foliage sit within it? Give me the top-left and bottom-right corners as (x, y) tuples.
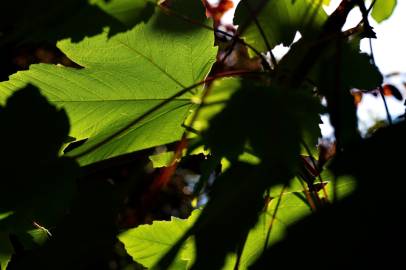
(0, 0), (403, 269)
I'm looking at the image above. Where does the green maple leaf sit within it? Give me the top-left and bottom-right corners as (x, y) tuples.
(0, 0), (217, 165)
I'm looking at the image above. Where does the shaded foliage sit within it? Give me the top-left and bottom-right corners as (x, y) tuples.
(0, 85), (77, 232)
(252, 120), (406, 269)
(0, 0), (403, 269)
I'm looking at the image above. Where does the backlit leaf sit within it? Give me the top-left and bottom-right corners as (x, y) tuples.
(0, 0), (216, 166)
(371, 0), (397, 23)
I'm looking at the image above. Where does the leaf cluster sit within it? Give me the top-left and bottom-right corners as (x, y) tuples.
(0, 0), (402, 269)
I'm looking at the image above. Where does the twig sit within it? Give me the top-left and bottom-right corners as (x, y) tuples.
(296, 177), (317, 211)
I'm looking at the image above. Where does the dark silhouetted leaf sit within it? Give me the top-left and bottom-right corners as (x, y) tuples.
(7, 180), (121, 270)
(0, 85), (78, 232)
(309, 40), (383, 147)
(251, 121), (406, 269)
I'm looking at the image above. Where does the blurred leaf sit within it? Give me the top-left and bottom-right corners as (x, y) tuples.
(371, 0), (397, 23)
(220, 151), (261, 173)
(0, 233), (12, 270)
(188, 162), (268, 270)
(203, 80), (322, 170)
(15, 228), (50, 251)
(308, 40), (383, 147)
(8, 179), (125, 269)
(0, 0), (216, 166)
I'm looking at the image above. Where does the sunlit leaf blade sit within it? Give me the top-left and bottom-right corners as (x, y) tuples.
(371, 0), (397, 23)
(119, 210), (200, 269)
(0, 0), (216, 165)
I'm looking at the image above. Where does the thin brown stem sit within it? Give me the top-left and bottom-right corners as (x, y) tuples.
(297, 177), (317, 211)
(301, 141), (329, 202)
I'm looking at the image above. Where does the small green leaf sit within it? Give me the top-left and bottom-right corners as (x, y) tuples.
(149, 151), (176, 168)
(371, 0), (397, 23)
(119, 210), (200, 269)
